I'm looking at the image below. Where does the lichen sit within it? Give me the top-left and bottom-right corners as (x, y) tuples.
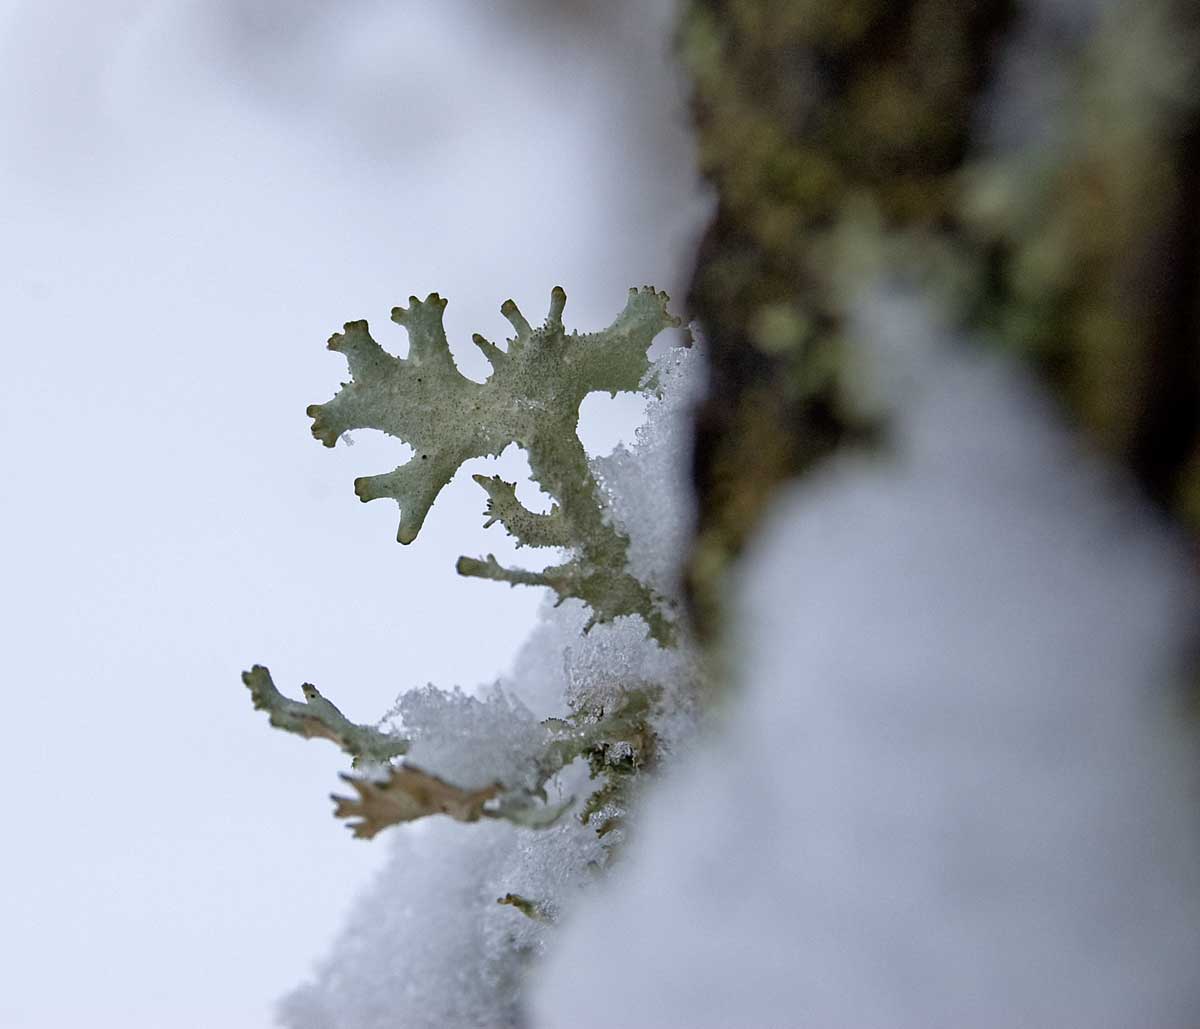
(308, 286), (681, 643)
(324, 682), (664, 840)
(246, 286), (690, 843)
(243, 665), (409, 767)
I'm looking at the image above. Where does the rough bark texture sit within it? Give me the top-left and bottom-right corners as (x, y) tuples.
(679, 0), (1018, 635)
(964, 1), (1200, 525)
(681, 0), (1200, 637)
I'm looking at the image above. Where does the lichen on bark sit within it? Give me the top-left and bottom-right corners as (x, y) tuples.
(679, 0), (1200, 635)
(678, 0), (1016, 636)
(961, 0), (1200, 529)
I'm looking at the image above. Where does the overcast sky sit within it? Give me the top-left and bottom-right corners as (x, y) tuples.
(0, 2), (706, 1024)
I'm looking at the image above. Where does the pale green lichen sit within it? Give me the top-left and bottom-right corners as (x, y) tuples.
(248, 286), (683, 839)
(244, 661), (665, 839)
(243, 665), (409, 766)
(308, 286), (680, 643)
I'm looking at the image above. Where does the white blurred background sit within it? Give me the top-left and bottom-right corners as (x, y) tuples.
(0, 2), (706, 1024)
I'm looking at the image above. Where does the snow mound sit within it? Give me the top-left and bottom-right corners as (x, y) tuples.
(531, 290), (1200, 1027)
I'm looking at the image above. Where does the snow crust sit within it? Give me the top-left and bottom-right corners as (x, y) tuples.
(594, 347), (704, 601)
(279, 347), (703, 1028)
(531, 290), (1200, 1027)
(390, 685), (546, 793)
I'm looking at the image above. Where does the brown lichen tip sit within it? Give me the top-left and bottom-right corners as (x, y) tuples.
(332, 766), (502, 839)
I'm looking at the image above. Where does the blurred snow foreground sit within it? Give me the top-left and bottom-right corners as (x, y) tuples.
(533, 291), (1200, 1027)
(283, 289), (1200, 1027)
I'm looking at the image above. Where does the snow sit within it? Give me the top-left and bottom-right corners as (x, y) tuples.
(389, 685), (546, 793)
(530, 288), (1200, 1027)
(593, 346), (706, 602)
(279, 818), (598, 1029)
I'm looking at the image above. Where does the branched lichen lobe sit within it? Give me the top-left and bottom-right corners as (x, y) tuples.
(309, 286), (681, 642)
(243, 665), (409, 766)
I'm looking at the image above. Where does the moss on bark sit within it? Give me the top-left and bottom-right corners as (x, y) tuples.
(679, 0), (1016, 636)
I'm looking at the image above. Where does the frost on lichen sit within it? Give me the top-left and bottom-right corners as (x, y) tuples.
(243, 661), (670, 841)
(307, 286), (681, 643)
(331, 680), (663, 840)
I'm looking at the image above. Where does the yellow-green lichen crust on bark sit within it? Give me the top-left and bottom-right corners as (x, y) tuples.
(679, 0), (1017, 636)
(961, 0), (1200, 529)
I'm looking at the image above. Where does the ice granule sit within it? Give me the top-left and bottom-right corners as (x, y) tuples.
(592, 346), (704, 600)
(387, 684), (546, 792)
(279, 814), (607, 1029)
